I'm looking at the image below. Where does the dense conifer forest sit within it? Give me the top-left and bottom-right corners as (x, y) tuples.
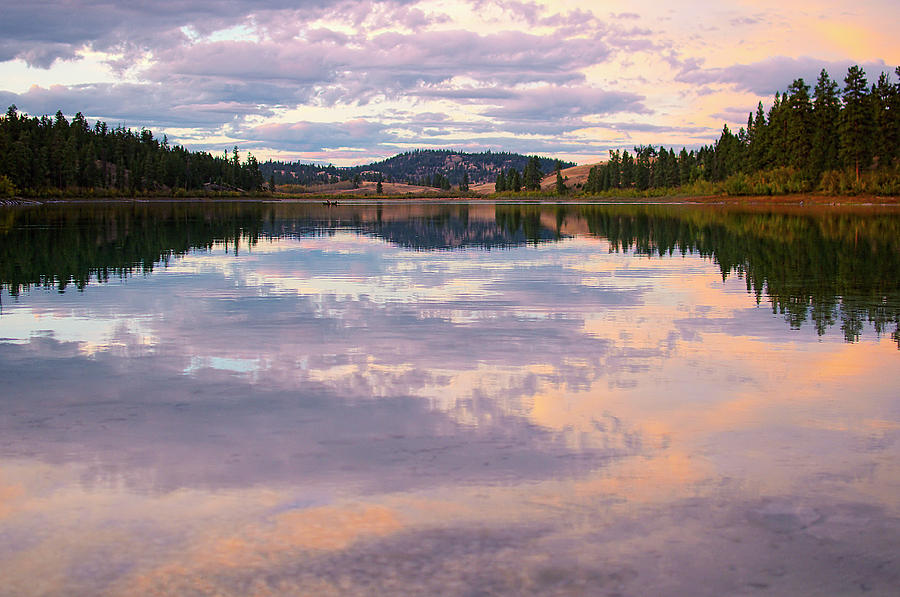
(0, 106), (264, 197)
(575, 66), (900, 196)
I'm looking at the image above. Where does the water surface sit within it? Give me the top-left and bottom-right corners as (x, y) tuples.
(1, 202), (899, 596)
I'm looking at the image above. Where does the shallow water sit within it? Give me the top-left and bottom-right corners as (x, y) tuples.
(1, 202), (899, 596)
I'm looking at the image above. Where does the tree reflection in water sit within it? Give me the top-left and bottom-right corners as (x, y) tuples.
(2, 201), (898, 345)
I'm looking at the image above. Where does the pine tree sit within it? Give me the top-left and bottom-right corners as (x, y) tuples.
(633, 145), (652, 190)
(607, 150), (621, 188)
(748, 102), (768, 171)
(509, 168), (522, 192)
(584, 166), (600, 194)
(766, 92), (790, 168)
(666, 148), (679, 187)
(678, 148), (691, 185)
(620, 150), (634, 187)
(555, 161), (567, 195)
(839, 65), (873, 180)
(785, 78), (813, 174)
(811, 69), (840, 175)
(891, 67), (900, 167)
(712, 125), (743, 181)
(522, 156), (543, 191)
(871, 71), (896, 168)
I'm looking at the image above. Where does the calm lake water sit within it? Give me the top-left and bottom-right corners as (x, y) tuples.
(1, 201), (899, 596)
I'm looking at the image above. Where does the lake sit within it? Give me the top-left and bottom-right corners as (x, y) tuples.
(1, 201), (899, 596)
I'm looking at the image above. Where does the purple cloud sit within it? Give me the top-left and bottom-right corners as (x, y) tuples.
(0, 1), (422, 67)
(599, 121), (717, 135)
(0, 81), (281, 133)
(482, 86), (648, 121)
(240, 119), (396, 152)
(147, 40), (332, 83)
(676, 56), (894, 95)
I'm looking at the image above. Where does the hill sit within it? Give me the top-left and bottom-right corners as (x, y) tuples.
(473, 163), (602, 194)
(260, 150), (574, 188)
(540, 163), (602, 192)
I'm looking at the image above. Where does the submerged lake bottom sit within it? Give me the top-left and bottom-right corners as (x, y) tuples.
(0, 201), (898, 596)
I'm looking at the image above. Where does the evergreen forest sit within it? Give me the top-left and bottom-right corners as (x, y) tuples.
(0, 107), (265, 197)
(576, 66), (900, 197)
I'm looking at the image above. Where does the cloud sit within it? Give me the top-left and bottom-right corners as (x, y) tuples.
(729, 16), (763, 26)
(598, 121), (716, 135)
(148, 28), (541, 106)
(709, 107), (755, 124)
(676, 56), (894, 95)
(146, 40), (332, 83)
(0, 225), (663, 493)
(132, 27), (617, 109)
(482, 85), (648, 121)
(241, 119), (396, 151)
(0, 335), (628, 494)
(1, 83), (273, 129)
(0, 1), (414, 67)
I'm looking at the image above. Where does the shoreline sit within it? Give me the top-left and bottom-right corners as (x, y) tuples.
(3, 192), (900, 207)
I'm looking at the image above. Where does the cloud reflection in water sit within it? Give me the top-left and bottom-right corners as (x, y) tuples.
(1, 204), (899, 595)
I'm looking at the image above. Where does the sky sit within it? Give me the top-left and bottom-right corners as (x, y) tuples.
(0, 0), (898, 165)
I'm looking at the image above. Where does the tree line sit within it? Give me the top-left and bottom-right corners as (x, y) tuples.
(0, 106), (264, 196)
(579, 65), (900, 196)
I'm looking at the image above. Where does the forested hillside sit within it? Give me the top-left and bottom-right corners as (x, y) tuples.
(578, 65), (900, 196)
(260, 150), (571, 188)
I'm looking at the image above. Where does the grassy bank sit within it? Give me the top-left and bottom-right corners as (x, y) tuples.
(487, 167), (900, 203)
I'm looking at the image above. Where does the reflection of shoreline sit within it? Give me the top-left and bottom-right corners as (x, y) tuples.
(5, 192), (900, 205)
(2, 202), (899, 345)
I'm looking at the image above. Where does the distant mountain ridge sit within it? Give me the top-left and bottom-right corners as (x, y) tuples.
(260, 150), (575, 187)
